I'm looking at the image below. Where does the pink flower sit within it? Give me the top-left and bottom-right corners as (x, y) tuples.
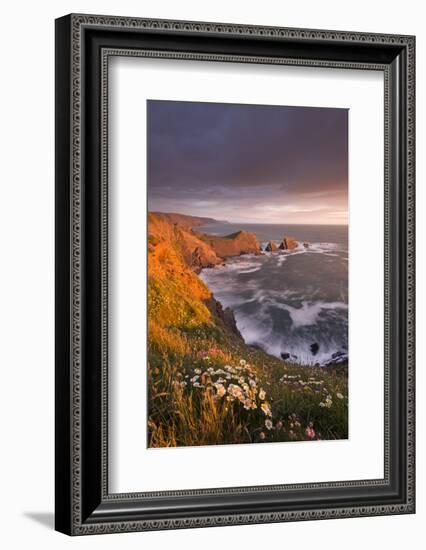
(305, 426), (316, 439)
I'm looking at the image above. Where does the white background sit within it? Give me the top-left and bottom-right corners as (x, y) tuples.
(0, 1), (423, 549)
(110, 58), (384, 493)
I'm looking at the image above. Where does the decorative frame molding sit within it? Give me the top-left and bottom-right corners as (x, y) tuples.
(55, 14), (415, 535)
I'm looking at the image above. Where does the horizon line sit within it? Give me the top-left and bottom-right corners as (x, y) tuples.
(149, 211), (348, 227)
(222, 221), (348, 226)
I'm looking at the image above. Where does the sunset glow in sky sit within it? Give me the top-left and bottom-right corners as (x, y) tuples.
(147, 100), (348, 225)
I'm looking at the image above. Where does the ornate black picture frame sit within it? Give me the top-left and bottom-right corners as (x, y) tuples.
(55, 14), (415, 535)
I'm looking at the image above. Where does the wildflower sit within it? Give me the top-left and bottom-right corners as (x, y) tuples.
(336, 392), (344, 399)
(239, 359), (247, 366)
(214, 383), (226, 398)
(259, 388), (266, 400)
(305, 426), (316, 439)
(319, 402), (326, 408)
(228, 384), (245, 402)
(243, 398), (253, 410)
(191, 375), (199, 383)
(259, 432), (266, 440)
(265, 419), (273, 430)
(194, 368), (201, 374)
(249, 378), (257, 387)
(238, 376), (245, 385)
(261, 402), (272, 417)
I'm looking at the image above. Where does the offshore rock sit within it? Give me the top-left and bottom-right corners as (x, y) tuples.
(264, 240), (278, 252)
(279, 236), (298, 250)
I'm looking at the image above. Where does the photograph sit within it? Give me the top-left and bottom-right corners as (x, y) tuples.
(147, 99), (349, 448)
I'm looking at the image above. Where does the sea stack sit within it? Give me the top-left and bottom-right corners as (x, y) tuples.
(279, 236), (298, 250)
(264, 240), (278, 252)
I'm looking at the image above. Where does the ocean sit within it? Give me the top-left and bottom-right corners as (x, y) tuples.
(198, 223), (348, 367)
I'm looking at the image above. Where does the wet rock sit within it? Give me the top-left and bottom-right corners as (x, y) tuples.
(264, 240), (278, 252)
(281, 352), (290, 360)
(205, 297), (243, 340)
(249, 343), (262, 351)
(303, 242), (310, 248)
(324, 350), (348, 367)
(279, 236), (298, 250)
(310, 342), (320, 356)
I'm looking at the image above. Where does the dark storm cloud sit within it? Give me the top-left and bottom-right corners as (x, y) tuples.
(147, 100), (348, 224)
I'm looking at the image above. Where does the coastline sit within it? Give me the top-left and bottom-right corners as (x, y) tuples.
(198, 240), (348, 368)
(147, 211), (348, 447)
(149, 212), (348, 368)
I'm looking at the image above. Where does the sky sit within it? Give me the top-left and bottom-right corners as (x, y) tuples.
(147, 100), (348, 225)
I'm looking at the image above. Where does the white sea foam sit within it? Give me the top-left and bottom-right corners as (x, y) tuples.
(234, 303), (347, 366)
(200, 239), (348, 366)
(238, 267), (262, 274)
(279, 301), (348, 328)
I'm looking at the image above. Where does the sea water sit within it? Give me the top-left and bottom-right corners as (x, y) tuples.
(198, 223), (348, 367)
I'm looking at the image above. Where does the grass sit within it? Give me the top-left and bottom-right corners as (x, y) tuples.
(147, 221), (348, 448)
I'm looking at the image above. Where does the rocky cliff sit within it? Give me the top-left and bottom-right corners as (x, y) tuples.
(148, 212), (261, 271)
(195, 230), (261, 258)
(148, 212), (221, 271)
(150, 212), (224, 230)
(148, 211), (255, 341)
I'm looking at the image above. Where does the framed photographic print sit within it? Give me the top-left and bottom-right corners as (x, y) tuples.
(55, 14), (415, 535)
